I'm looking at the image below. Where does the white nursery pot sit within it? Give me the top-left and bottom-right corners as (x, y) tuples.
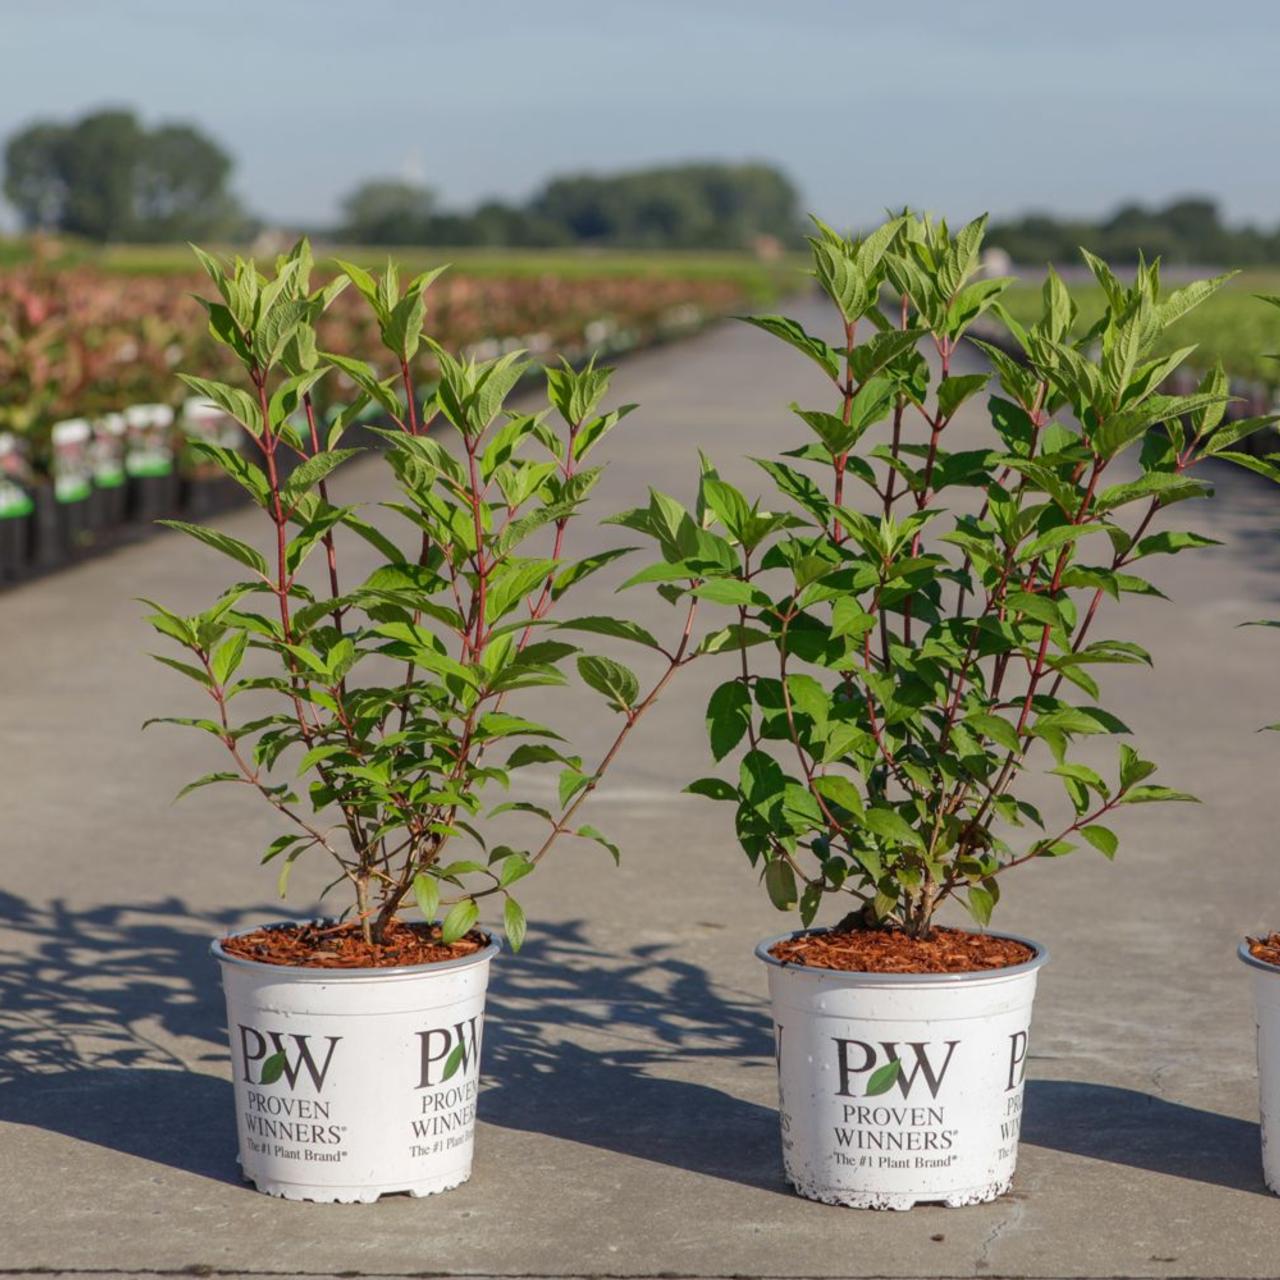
(757, 928), (1048, 1210)
(1239, 943), (1280, 1193)
(213, 924), (499, 1203)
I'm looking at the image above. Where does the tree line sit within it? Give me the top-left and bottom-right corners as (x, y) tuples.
(5, 109), (1279, 264)
(985, 197), (1280, 266)
(2, 109), (802, 251)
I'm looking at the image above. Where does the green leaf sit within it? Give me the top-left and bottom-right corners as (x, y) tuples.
(740, 314), (841, 380)
(811, 774), (865, 820)
(551, 546), (635, 600)
(1123, 785), (1199, 805)
(937, 373), (989, 420)
(831, 597), (875, 640)
(1118, 744), (1157, 789)
(503, 897), (527, 952)
(685, 776), (737, 802)
(706, 680), (752, 762)
(280, 449), (361, 509)
(1133, 530), (1220, 559)
(1019, 524), (1106, 563)
(964, 712), (1021, 754)
(157, 521), (268, 577)
(577, 655), (639, 712)
(764, 859), (798, 910)
(695, 624), (773, 655)
(212, 632), (249, 685)
(185, 440), (269, 506)
(965, 884), (996, 927)
(558, 768), (591, 809)
(150, 654), (213, 687)
(558, 615), (662, 650)
(440, 898), (479, 944)
(1080, 825), (1118, 858)
(575, 824), (621, 864)
(176, 374), (262, 435)
(323, 351), (403, 417)
(412, 873), (439, 921)
(1094, 472), (1211, 514)
(690, 578), (770, 607)
(863, 807), (925, 849)
(174, 771), (240, 802)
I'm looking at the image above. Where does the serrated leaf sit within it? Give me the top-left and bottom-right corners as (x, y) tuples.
(157, 521), (268, 576)
(280, 448), (361, 509)
(558, 615), (661, 649)
(577, 654), (639, 712)
(740, 314), (841, 380)
(1122, 785), (1199, 804)
(174, 771), (240, 802)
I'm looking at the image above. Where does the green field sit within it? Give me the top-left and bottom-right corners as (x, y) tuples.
(0, 235), (805, 302)
(994, 270), (1280, 387)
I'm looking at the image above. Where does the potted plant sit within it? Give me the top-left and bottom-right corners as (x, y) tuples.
(42, 417), (95, 561)
(144, 241), (702, 1202)
(90, 411), (129, 529)
(623, 212), (1276, 1208)
(1235, 293), (1280, 1195)
(0, 431), (34, 582)
(125, 402), (179, 523)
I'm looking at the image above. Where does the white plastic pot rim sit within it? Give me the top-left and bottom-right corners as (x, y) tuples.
(212, 918), (501, 982)
(755, 926), (1049, 986)
(1238, 940), (1280, 977)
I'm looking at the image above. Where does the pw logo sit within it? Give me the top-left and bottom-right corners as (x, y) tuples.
(239, 1025), (342, 1091)
(832, 1038), (960, 1099)
(417, 1017), (481, 1088)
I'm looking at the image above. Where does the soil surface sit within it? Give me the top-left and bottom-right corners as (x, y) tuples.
(1247, 932), (1280, 967)
(770, 925), (1034, 974)
(220, 919), (489, 969)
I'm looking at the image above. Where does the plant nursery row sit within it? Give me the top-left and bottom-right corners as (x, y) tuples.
(0, 255), (779, 583)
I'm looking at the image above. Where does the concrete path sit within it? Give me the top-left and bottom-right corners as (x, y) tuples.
(3, 300), (1280, 1277)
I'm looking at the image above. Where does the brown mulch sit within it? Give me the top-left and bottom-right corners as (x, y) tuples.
(221, 919), (489, 969)
(1248, 933), (1280, 968)
(770, 926), (1034, 974)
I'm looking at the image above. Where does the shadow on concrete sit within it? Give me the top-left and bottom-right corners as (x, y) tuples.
(0, 897), (783, 1192)
(481, 921), (787, 1194)
(0, 1067), (239, 1182)
(1023, 1078), (1268, 1195)
(0, 893), (249, 1184)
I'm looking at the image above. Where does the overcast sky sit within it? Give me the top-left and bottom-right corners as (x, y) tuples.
(3, 0), (1278, 228)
